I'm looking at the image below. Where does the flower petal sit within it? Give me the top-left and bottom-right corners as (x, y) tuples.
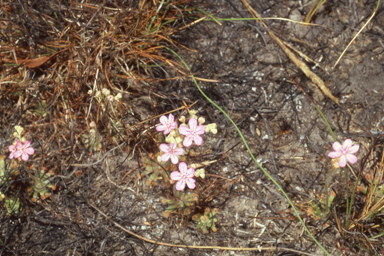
(173, 147), (184, 156)
(159, 144), (170, 153)
(25, 147), (34, 155)
(343, 139), (353, 149)
(13, 151), (22, 159)
(156, 125), (166, 132)
(163, 128), (171, 135)
(170, 154), (179, 164)
(21, 153), (29, 161)
(175, 180), (186, 191)
(186, 178), (196, 189)
(195, 125), (205, 135)
(178, 162), (187, 174)
(168, 113), (174, 122)
(159, 115), (168, 125)
(169, 122), (177, 131)
(169, 143), (177, 150)
(186, 167), (195, 178)
(193, 135), (203, 146)
(16, 141), (23, 150)
(23, 140), (31, 148)
(179, 125), (189, 135)
(338, 155), (347, 168)
(9, 153), (14, 159)
(170, 171), (182, 181)
(9, 145), (16, 152)
(328, 151), (341, 158)
(189, 118), (197, 130)
(183, 137), (193, 147)
(348, 144), (359, 154)
(346, 154), (358, 164)
(161, 153), (170, 162)
(332, 142), (342, 152)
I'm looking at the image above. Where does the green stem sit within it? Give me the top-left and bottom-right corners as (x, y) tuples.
(324, 168), (336, 213)
(344, 167), (350, 225)
(166, 47), (330, 256)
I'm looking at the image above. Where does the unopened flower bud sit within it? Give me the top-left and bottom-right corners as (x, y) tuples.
(88, 89), (93, 95)
(20, 137), (26, 143)
(90, 121), (96, 127)
(331, 158), (340, 169)
(189, 110), (197, 116)
(157, 155), (162, 162)
(179, 116), (186, 123)
(210, 128), (217, 134)
(175, 136), (183, 144)
(204, 126), (210, 133)
(102, 88), (110, 96)
(95, 91), (101, 98)
(115, 93), (122, 99)
(198, 117), (205, 125)
(108, 95), (114, 101)
(170, 130), (176, 137)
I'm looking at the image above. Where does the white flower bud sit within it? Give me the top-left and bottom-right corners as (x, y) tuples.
(102, 88), (110, 96)
(165, 135), (173, 143)
(175, 136), (183, 144)
(157, 155), (162, 162)
(179, 116), (186, 123)
(204, 126), (210, 133)
(170, 130), (176, 137)
(95, 91), (101, 98)
(211, 128), (217, 134)
(88, 89), (93, 95)
(114, 93), (122, 100)
(198, 117), (205, 125)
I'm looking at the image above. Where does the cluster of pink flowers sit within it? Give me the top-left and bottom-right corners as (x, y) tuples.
(155, 113), (206, 191)
(9, 140), (35, 161)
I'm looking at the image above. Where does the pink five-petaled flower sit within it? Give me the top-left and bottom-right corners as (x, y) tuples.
(156, 113), (177, 135)
(13, 140), (35, 161)
(170, 162), (196, 191)
(179, 118), (205, 147)
(159, 143), (184, 164)
(8, 139), (20, 159)
(328, 139), (359, 168)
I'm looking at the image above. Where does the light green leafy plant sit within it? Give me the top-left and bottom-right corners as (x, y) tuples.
(29, 169), (54, 201)
(5, 197), (21, 215)
(192, 207), (218, 233)
(162, 191), (198, 217)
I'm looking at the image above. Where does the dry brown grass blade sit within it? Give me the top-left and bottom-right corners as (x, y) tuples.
(2, 49), (68, 68)
(240, 0), (340, 107)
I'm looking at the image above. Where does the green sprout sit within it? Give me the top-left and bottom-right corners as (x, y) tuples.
(34, 100), (48, 117)
(308, 191), (336, 220)
(192, 207), (219, 233)
(29, 169), (54, 201)
(143, 152), (172, 182)
(162, 191), (198, 218)
(5, 197), (21, 215)
(83, 128), (102, 152)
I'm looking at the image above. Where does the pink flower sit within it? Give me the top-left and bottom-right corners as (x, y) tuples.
(328, 139), (359, 168)
(13, 140), (35, 161)
(170, 162), (196, 191)
(8, 140), (20, 159)
(160, 143), (184, 164)
(179, 118), (205, 147)
(156, 113), (177, 135)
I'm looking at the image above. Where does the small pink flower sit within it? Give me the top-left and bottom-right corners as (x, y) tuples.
(328, 139), (359, 168)
(170, 162), (196, 191)
(179, 118), (205, 147)
(159, 143), (184, 164)
(156, 113), (177, 135)
(108, 95), (114, 101)
(8, 140), (20, 159)
(13, 140), (35, 161)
